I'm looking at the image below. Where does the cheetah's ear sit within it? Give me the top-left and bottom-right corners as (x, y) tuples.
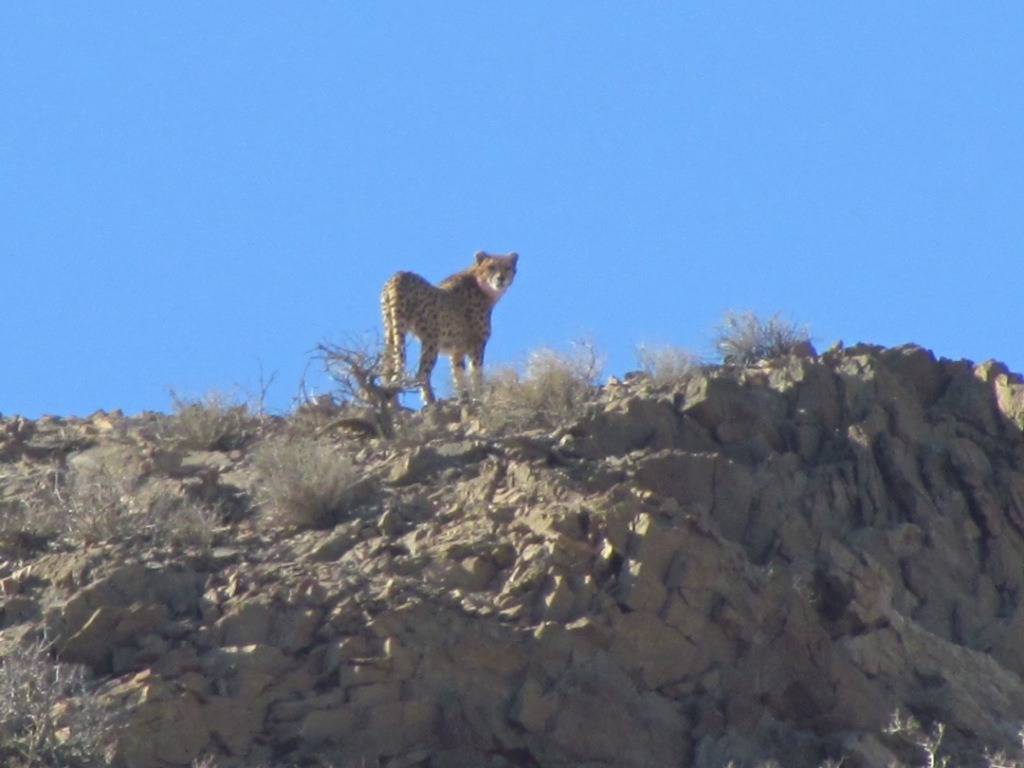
(508, 252), (519, 266)
(474, 251), (488, 264)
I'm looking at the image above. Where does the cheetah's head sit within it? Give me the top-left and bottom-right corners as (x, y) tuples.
(473, 251), (518, 300)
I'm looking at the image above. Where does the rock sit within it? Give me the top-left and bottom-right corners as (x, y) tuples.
(512, 651), (689, 766)
(216, 601), (272, 647)
(388, 446), (448, 485)
(569, 396), (686, 459)
(0, 594), (38, 626)
(304, 519), (364, 562)
(59, 602), (168, 670)
(48, 563), (204, 669)
(7, 345), (1024, 766)
(608, 611), (694, 688)
(681, 374), (788, 457)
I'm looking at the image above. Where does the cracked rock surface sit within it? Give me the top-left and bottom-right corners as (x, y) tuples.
(4, 344), (1024, 766)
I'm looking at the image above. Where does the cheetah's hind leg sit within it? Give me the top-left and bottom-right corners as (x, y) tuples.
(415, 340), (439, 405)
(468, 345), (486, 400)
(382, 321), (407, 407)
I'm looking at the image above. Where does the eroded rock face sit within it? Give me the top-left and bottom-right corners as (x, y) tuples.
(4, 344), (1024, 767)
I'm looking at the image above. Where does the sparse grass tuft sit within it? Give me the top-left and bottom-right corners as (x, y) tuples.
(157, 391), (258, 452)
(146, 496), (220, 550)
(0, 637), (112, 767)
(480, 341), (603, 433)
(712, 310), (811, 365)
(634, 344), (700, 388)
(253, 438), (368, 529)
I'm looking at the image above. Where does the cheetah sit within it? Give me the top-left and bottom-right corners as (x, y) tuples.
(381, 251), (518, 405)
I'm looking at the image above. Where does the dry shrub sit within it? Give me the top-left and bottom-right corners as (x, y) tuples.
(191, 758), (284, 768)
(879, 711), (1024, 768)
(988, 734), (1024, 768)
(58, 463), (138, 545)
(635, 344), (700, 388)
(157, 392), (258, 452)
(314, 337), (396, 407)
(59, 464), (216, 548)
(253, 438), (368, 529)
(481, 342), (603, 433)
(712, 310), (811, 365)
(883, 709), (949, 768)
(0, 637), (111, 767)
(312, 337), (402, 439)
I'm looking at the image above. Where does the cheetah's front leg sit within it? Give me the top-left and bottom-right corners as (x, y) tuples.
(451, 355), (470, 401)
(468, 345), (486, 400)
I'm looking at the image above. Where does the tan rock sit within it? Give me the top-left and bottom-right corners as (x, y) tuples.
(59, 601), (168, 670)
(11, 345), (1024, 766)
(615, 512), (688, 613)
(610, 611), (695, 689)
(298, 704), (356, 745)
(216, 600), (272, 646)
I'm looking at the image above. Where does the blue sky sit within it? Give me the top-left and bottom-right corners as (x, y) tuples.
(2, 4), (1022, 417)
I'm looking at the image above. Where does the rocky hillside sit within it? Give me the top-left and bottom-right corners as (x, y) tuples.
(4, 343), (1024, 767)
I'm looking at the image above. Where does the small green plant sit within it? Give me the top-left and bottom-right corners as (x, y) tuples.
(712, 310), (811, 365)
(480, 341), (603, 433)
(157, 391), (258, 452)
(253, 437), (368, 529)
(634, 343), (699, 388)
(0, 637), (111, 767)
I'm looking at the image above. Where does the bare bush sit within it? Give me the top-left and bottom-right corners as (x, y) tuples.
(712, 310), (811, 365)
(0, 637), (112, 767)
(480, 342), (603, 433)
(253, 438), (368, 529)
(157, 392), (258, 452)
(312, 338), (406, 439)
(634, 343), (700, 388)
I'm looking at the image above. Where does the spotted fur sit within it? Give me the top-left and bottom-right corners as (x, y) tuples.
(381, 251), (518, 404)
